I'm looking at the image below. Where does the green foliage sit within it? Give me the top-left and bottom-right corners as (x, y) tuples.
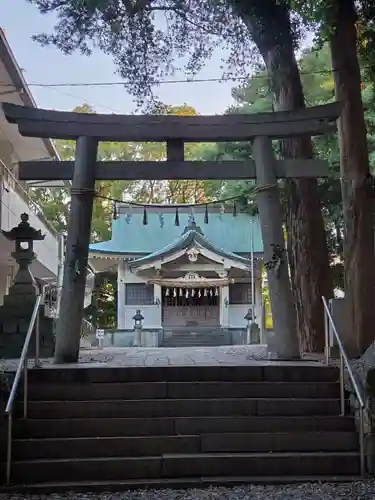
(222, 40), (375, 291)
(292, 0), (375, 90)
(85, 272), (117, 329)
(217, 43), (375, 289)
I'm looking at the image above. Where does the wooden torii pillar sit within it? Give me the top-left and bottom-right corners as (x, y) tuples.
(2, 102), (341, 362)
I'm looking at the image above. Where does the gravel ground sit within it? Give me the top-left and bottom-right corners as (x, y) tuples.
(2, 482), (375, 500)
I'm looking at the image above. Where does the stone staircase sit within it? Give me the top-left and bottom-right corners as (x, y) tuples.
(162, 327), (232, 347)
(1, 364), (362, 492)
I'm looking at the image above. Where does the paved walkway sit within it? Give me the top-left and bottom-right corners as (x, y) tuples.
(2, 344), (325, 371)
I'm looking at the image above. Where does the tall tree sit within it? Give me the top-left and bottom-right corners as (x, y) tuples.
(294, 0), (375, 355)
(28, 0), (335, 356)
(225, 44), (345, 295)
(329, 0), (375, 355)
(230, 1), (333, 353)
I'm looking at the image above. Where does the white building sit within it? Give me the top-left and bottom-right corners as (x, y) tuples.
(0, 28), (95, 308)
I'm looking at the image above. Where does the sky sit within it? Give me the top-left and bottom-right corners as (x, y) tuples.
(1, 0), (248, 115)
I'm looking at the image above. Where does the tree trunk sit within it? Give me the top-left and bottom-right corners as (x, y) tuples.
(235, 0), (333, 352)
(330, 0), (375, 355)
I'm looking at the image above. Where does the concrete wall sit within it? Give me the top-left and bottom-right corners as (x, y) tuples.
(123, 305), (161, 330)
(228, 304), (251, 328)
(100, 329), (160, 348)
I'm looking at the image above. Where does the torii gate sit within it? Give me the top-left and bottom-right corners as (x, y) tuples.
(2, 102), (341, 363)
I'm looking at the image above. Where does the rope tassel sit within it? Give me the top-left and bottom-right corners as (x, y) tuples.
(143, 206), (148, 225)
(112, 202), (118, 220)
(204, 204), (209, 224)
(233, 200), (237, 217)
(175, 207), (180, 226)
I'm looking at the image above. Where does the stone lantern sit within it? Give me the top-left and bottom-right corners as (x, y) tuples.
(244, 308), (252, 344)
(2, 213), (45, 298)
(0, 214), (54, 358)
(132, 309), (144, 347)
(244, 308), (260, 344)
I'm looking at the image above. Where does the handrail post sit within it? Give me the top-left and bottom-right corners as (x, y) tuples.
(339, 352), (345, 416)
(23, 354), (28, 419)
(324, 305), (330, 365)
(6, 412), (12, 484)
(34, 286), (45, 368)
(359, 405), (366, 476)
(35, 306), (40, 368)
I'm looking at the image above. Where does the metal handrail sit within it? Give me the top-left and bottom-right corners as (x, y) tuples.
(322, 296), (366, 476)
(5, 289), (44, 484)
(81, 318), (96, 338)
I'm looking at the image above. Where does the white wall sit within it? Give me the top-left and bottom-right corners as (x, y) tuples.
(123, 305), (162, 330)
(228, 304), (252, 328)
(1, 181), (59, 277)
(84, 271), (95, 308)
(0, 263), (11, 305)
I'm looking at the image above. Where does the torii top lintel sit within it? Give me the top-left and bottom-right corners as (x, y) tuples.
(2, 102), (341, 142)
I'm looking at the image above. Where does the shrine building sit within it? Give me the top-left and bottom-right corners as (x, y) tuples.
(89, 204), (265, 346)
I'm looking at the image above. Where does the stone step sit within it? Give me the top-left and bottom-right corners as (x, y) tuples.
(163, 332), (228, 337)
(163, 333), (228, 338)
(163, 336), (227, 340)
(163, 329), (228, 334)
(162, 340), (231, 347)
(19, 398), (346, 419)
(24, 381), (341, 401)
(165, 337), (227, 340)
(3, 364), (362, 490)
(26, 365), (340, 384)
(1, 475), (365, 495)
(11, 432), (358, 460)
(10, 452), (360, 484)
(12, 415), (356, 439)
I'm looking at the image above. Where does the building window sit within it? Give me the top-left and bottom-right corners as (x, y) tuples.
(125, 283), (154, 305)
(229, 283), (252, 304)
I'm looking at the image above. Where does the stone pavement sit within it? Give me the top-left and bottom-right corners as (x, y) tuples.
(2, 344), (325, 371)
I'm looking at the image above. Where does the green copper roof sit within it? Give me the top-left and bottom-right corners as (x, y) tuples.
(129, 221), (251, 268)
(89, 211), (263, 255)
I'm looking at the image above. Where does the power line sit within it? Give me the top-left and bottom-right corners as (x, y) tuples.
(39, 84), (125, 114)
(0, 69), (337, 89)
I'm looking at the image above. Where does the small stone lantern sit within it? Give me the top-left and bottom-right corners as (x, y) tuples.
(133, 309), (144, 347)
(244, 308), (253, 344)
(244, 308), (260, 345)
(2, 213), (45, 297)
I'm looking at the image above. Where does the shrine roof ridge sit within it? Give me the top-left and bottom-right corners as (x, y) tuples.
(89, 212), (263, 256)
(2, 102), (341, 142)
(128, 224), (251, 269)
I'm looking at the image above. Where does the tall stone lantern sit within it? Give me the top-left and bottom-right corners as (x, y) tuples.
(0, 214), (55, 358)
(2, 213), (45, 298)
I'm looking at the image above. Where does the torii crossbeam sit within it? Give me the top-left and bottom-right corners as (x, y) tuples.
(2, 102), (341, 363)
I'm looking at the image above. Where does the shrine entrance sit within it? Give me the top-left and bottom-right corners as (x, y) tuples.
(162, 285), (220, 327)
(2, 101), (341, 362)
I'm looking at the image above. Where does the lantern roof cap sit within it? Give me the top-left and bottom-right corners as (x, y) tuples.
(244, 308), (253, 321)
(2, 213), (45, 241)
(132, 309), (144, 321)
